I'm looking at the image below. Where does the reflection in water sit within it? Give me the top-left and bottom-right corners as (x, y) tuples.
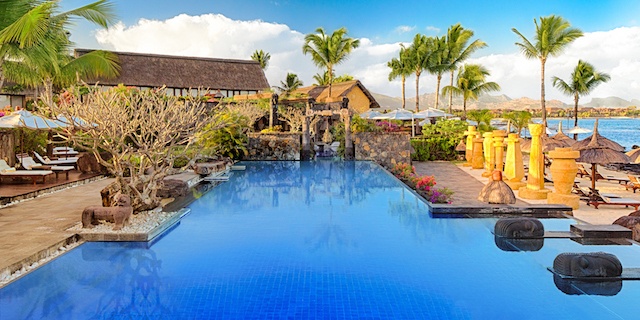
(494, 236), (544, 252)
(553, 275), (622, 296)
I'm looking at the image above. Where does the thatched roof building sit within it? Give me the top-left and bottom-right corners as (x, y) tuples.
(74, 49), (270, 98)
(283, 80), (379, 113)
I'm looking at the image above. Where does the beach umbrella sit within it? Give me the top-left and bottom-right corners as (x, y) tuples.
(552, 122), (576, 146)
(414, 108), (448, 119)
(520, 135), (570, 153)
(566, 126), (592, 134)
(359, 110), (382, 119)
(373, 109), (417, 136)
(574, 125), (630, 190)
(0, 109), (66, 129)
(626, 148), (640, 163)
(572, 119), (624, 152)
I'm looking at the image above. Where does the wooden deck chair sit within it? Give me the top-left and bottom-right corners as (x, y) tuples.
(586, 189), (640, 210)
(0, 160), (53, 185)
(17, 154), (74, 180)
(576, 164), (590, 178)
(626, 175), (640, 193)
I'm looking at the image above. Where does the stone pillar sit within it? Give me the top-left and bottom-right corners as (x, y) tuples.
(301, 98), (313, 160)
(482, 131), (495, 177)
(492, 130), (507, 172)
(504, 133), (525, 190)
(547, 147), (580, 210)
(519, 124), (551, 199)
(463, 126), (477, 166)
(471, 133), (484, 169)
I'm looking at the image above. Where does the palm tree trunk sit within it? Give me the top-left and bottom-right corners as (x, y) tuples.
(573, 93), (579, 140)
(401, 76), (406, 109)
(448, 70), (454, 113)
(435, 74), (442, 110)
(415, 71), (420, 112)
(540, 59), (547, 131)
(462, 98), (467, 120)
(328, 66), (333, 97)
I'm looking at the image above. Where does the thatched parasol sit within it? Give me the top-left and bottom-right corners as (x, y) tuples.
(626, 148), (640, 163)
(455, 140), (466, 152)
(572, 119), (625, 152)
(573, 124), (630, 190)
(552, 122), (576, 146)
(521, 135), (570, 153)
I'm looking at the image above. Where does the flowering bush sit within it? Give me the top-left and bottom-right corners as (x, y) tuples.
(390, 163), (454, 204)
(376, 121), (400, 132)
(0, 112), (4, 117)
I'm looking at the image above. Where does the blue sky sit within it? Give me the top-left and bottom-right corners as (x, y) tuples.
(60, 0), (640, 103)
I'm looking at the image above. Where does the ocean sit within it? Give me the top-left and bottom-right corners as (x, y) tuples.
(541, 118), (640, 151)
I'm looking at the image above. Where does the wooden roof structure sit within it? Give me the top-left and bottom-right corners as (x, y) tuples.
(284, 80), (380, 108)
(74, 49), (270, 91)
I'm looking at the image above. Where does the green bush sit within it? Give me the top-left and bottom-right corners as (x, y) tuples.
(197, 111), (250, 160)
(411, 119), (467, 161)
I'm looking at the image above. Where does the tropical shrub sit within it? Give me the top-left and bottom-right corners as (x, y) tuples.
(389, 162), (453, 204)
(411, 119), (467, 161)
(390, 162), (416, 181)
(197, 111), (250, 160)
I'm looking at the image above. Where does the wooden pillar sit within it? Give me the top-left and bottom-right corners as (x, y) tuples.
(269, 93), (278, 129)
(0, 131), (16, 166)
(342, 97), (353, 160)
(301, 98), (313, 160)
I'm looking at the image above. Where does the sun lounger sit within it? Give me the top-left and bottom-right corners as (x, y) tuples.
(16, 154), (74, 180)
(586, 189), (640, 210)
(0, 160), (53, 185)
(626, 175), (640, 193)
(33, 151), (78, 167)
(577, 164), (629, 184)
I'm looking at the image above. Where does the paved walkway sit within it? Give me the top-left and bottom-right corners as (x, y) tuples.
(0, 178), (113, 274)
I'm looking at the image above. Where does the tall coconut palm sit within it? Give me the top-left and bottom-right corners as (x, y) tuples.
(442, 64), (500, 120)
(302, 27), (359, 97)
(443, 24), (487, 113)
(512, 15), (583, 128)
(387, 45), (412, 109)
(0, 0), (118, 101)
(406, 34), (437, 112)
(277, 72), (303, 96)
(429, 36), (449, 110)
(250, 49), (270, 70)
(313, 71), (331, 86)
(552, 60), (610, 139)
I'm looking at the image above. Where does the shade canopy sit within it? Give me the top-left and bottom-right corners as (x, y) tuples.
(414, 108), (450, 119)
(552, 122), (576, 146)
(0, 109), (66, 130)
(372, 109), (415, 120)
(566, 126), (592, 134)
(520, 136), (570, 153)
(626, 148), (640, 163)
(359, 110), (382, 119)
(572, 119), (624, 152)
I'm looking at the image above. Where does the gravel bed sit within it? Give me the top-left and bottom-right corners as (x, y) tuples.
(68, 208), (182, 234)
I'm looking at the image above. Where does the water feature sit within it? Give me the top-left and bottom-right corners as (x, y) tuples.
(1, 160), (640, 319)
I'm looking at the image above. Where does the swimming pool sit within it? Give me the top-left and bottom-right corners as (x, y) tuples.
(2, 160), (640, 319)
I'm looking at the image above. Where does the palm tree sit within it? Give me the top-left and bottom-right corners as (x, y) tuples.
(552, 60), (610, 139)
(0, 0), (118, 102)
(467, 109), (494, 132)
(443, 24), (487, 113)
(406, 34), (437, 112)
(503, 110), (532, 136)
(313, 71), (331, 86)
(277, 72), (303, 96)
(302, 27), (359, 97)
(442, 64), (500, 120)
(512, 15), (583, 128)
(250, 49), (270, 70)
(387, 45), (412, 109)
(333, 74), (354, 83)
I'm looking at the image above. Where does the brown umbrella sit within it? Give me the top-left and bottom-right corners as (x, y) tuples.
(552, 122), (576, 146)
(521, 135), (570, 153)
(626, 148), (640, 163)
(573, 126), (631, 190)
(572, 119), (625, 152)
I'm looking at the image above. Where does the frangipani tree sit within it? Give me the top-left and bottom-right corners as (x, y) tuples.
(512, 15), (583, 128)
(552, 60), (610, 139)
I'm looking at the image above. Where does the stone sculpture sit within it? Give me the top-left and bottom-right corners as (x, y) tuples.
(478, 170), (516, 204)
(494, 217), (544, 238)
(553, 252), (622, 278)
(82, 194), (133, 231)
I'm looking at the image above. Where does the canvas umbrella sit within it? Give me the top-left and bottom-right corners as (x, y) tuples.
(573, 126), (630, 190)
(372, 109), (417, 136)
(572, 119), (624, 152)
(0, 109), (68, 164)
(566, 126), (592, 135)
(359, 110), (382, 119)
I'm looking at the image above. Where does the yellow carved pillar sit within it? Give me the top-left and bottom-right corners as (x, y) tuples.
(471, 133), (484, 169)
(482, 131), (494, 177)
(492, 130), (507, 172)
(504, 133), (525, 190)
(547, 147), (580, 210)
(463, 126), (477, 166)
(518, 124), (551, 199)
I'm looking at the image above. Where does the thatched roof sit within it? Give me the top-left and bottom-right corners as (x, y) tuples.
(552, 122), (576, 146)
(626, 148), (640, 163)
(572, 119), (625, 152)
(575, 122), (630, 165)
(521, 136), (569, 153)
(74, 49), (270, 91)
(287, 80), (380, 108)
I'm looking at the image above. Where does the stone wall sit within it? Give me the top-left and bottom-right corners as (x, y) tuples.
(246, 133), (301, 160)
(354, 132), (411, 168)
(0, 131), (15, 166)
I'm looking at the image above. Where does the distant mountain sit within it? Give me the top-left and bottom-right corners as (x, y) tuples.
(370, 92), (637, 110)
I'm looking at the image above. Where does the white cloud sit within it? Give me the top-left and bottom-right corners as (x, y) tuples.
(425, 26), (440, 33)
(95, 14), (640, 103)
(395, 25), (415, 34)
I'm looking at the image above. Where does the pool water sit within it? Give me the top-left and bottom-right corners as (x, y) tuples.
(2, 161), (640, 319)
